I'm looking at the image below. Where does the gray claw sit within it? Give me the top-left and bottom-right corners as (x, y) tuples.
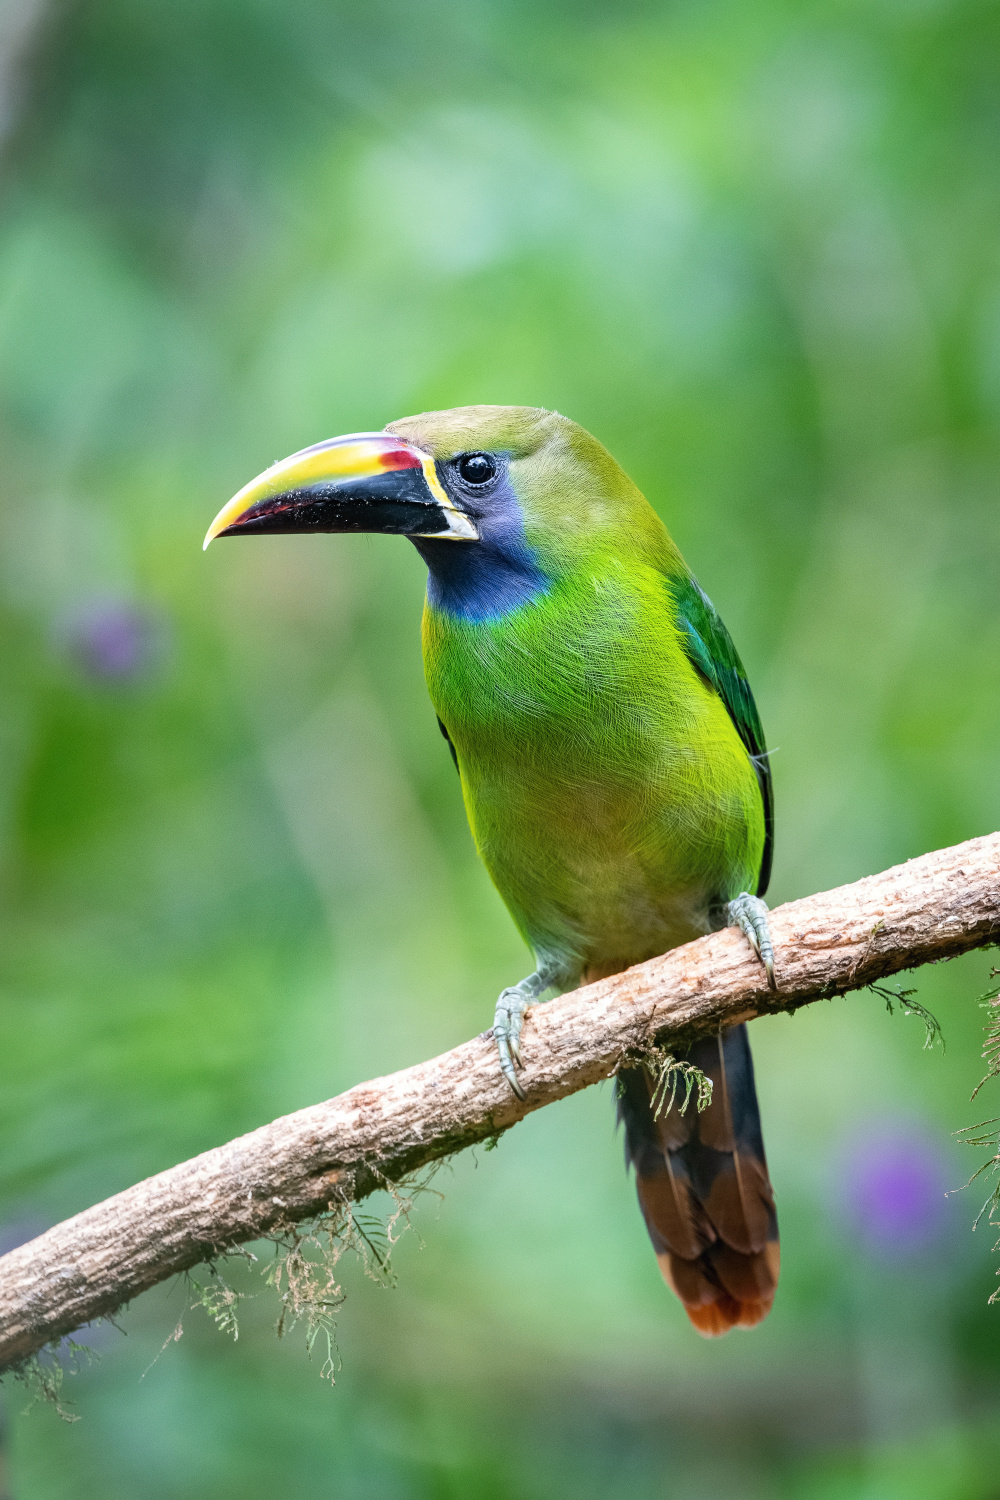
(501, 1055), (526, 1101)
(727, 892), (777, 991)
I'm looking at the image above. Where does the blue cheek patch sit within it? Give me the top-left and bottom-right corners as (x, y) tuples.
(412, 474), (549, 623)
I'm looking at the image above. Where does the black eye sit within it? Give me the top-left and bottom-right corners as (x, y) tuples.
(456, 452), (497, 486)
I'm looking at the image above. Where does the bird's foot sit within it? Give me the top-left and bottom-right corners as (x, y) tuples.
(493, 971), (548, 1100)
(726, 892), (776, 991)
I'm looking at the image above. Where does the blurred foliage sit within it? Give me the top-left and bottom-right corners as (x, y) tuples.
(1, 0), (1000, 1494)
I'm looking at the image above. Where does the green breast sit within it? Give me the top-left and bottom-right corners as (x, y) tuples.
(422, 557), (765, 985)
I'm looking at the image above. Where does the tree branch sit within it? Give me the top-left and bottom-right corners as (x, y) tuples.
(1, 832), (997, 1372)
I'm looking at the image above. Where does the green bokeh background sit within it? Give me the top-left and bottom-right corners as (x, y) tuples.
(1, 1), (1000, 1494)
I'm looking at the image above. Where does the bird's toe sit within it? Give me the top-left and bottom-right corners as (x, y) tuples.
(726, 892), (777, 991)
(494, 988), (530, 1098)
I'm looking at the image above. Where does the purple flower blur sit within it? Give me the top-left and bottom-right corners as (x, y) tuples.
(65, 599), (164, 683)
(838, 1122), (950, 1258)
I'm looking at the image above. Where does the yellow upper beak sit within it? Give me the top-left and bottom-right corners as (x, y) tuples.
(203, 432), (477, 550)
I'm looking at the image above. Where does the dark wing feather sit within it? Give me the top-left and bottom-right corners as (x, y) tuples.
(668, 573), (773, 898)
(437, 716), (459, 772)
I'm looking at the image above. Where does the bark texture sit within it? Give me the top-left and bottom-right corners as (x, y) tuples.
(1, 831), (997, 1371)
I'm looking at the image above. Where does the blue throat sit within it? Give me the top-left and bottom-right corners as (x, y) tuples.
(411, 491), (549, 623)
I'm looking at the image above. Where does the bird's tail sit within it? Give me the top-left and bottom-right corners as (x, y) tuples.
(617, 1024), (779, 1336)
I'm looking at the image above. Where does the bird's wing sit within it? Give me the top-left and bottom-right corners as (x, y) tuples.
(667, 573), (773, 898)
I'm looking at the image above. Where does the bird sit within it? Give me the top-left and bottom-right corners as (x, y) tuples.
(204, 405), (779, 1336)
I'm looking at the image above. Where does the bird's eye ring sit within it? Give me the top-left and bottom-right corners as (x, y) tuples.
(456, 452), (498, 486)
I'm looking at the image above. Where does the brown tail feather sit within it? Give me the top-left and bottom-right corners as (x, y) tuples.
(618, 1024), (779, 1337)
(712, 1241), (780, 1303)
(635, 1162), (714, 1262)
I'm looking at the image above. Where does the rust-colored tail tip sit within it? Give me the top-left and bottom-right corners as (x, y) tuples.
(685, 1295), (774, 1338)
(657, 1248), (777, 1337)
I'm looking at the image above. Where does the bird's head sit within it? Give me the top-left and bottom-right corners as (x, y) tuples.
(204, 405), (672, 621)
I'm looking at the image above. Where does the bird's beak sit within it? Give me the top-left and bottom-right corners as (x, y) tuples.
(203, 432), (478, 550)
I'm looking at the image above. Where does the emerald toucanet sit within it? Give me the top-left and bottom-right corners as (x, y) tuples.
(205, 407), (779, 1335)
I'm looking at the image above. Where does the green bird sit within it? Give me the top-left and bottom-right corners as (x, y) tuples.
(205, 405), (779, 1335)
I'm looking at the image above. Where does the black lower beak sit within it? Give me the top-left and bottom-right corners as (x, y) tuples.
(218, 467), (457, 539)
